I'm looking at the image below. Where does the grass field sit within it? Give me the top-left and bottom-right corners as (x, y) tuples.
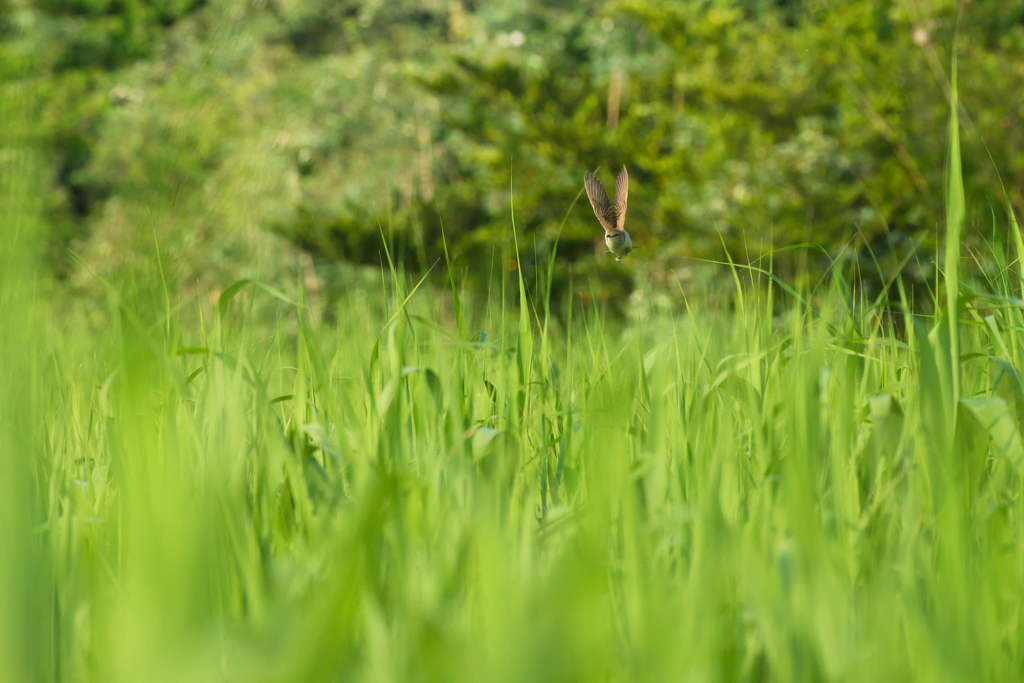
(5, 70), (1024, 683)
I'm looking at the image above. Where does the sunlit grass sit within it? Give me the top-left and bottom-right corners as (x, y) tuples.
(5, 61), (1024, 683)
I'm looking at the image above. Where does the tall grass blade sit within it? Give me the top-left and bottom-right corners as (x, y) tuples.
(945, 54), (964, 408)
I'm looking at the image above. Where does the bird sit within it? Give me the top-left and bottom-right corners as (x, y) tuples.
(584, 165), (633, 265)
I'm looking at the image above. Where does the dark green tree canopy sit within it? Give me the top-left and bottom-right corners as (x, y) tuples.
(6, 0), (1024, 298)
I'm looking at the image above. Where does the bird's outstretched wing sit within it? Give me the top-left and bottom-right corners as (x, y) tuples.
(584, 171), (618, 235)
(614, 165), (628, 232)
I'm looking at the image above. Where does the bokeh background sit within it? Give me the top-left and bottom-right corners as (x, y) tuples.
(7, 4), (1024, 681)
(5, 0), (1024, 308)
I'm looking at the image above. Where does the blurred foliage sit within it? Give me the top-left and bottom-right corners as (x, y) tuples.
(5, 0), (1024, 303)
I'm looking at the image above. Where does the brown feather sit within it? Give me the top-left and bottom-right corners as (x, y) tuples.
(613, 165), (628, 232)
(584, 171), (619, 235)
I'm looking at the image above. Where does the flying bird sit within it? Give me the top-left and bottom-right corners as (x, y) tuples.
(584, 165), (633, 265)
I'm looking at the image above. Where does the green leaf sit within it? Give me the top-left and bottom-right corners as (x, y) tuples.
(961, 397), (1024, 470)
(218, 279), (252, 317)
(470, 427), (501, 461)
(184, 367), (204, 387)
(989, 356), (1024, 430)
(255, 282), (302, 309)
(868, 394), (902, 421)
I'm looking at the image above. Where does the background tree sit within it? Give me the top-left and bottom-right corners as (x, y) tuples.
(5, 0), (1024, 309)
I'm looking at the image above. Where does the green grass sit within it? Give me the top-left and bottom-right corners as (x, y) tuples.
(6, 65), (1024, 683)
